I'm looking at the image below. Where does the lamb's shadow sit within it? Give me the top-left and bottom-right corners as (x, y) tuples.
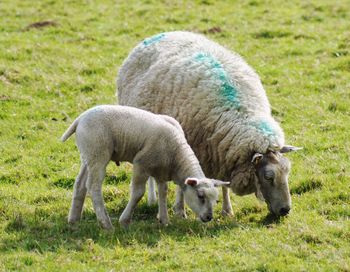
(1, 203), (240, 254)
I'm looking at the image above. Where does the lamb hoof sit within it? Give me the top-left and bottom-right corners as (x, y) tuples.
(68, 218), (78, 224)
(148, 199), (157, 206)
(156, 213), (169, 225)
(100, 221), (114, 230)
(158, 217), (169, 226)
(173, 209), (187, 219)
(159, 220), (169, 226)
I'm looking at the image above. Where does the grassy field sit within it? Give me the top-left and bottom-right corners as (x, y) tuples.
(0, 0), (349, 271)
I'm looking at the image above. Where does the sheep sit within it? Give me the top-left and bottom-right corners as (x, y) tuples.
(61, 105), (228, 229)
(117, 31), (302, 218)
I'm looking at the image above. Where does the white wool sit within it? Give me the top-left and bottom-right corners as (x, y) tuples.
(117, 31), (285, 195)
(61, 105), (222, 228)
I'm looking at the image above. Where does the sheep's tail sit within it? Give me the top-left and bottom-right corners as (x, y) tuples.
(61, 117), (79, 142)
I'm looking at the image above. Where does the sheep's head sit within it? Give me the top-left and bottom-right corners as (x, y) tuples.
(252, 145), (301, 217)
(183, 178), (229, 222)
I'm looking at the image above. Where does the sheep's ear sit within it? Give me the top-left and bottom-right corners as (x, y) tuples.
(251, 153), (263, 164)
(185, 178), (199, 187)
(255, 190), (265, 201)
(280, 145), (303, 153)
(254, 179), (265, 201)
(212, 179), (230, 187)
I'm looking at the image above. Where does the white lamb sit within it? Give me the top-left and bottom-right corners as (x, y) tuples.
(117, 31), (301, 217)
(61, 105), (228, 229)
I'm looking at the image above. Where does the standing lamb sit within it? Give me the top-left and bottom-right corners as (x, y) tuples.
(61, 105), (228, 229)
(117, 31), (301, 217)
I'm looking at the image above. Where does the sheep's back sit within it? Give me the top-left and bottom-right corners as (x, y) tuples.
(119, 32), (269, 113)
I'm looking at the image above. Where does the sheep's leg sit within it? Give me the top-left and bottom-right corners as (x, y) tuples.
(68, 163), (88, 224)
(173, 186), (186, 218)
(157, 181), (169, 225)
(147, 176), (157, 205)
(87, 164), (113, 230)
(119, 165), (147, 227)
(221, 186), (233, 216)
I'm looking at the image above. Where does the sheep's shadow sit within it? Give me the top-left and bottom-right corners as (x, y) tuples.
(1, 203), (241, 254)
(259, 213), (283, 225)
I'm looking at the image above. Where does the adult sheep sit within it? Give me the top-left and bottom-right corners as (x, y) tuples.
(117, 31), (301, 217)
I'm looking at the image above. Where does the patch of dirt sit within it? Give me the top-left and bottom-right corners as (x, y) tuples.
(0, 76), (11, 85)
(203, 26), (222, 34)
(0, 95), (11, 101)
(24, 20), (58, 31)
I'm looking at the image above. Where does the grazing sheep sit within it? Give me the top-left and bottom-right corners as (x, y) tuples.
(61, 105), (228, 229)
(117, 31), (301, 217)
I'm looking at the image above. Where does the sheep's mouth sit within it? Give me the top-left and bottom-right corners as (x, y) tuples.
(267, 204), (290, 218)
(266, 202), (276, 216)
(200, 215), (213, 222)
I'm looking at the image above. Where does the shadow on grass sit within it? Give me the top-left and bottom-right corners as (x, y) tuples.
(51, 173), (130, 190)
(259, 213), (283, 226)
(1, 203), (241, 254)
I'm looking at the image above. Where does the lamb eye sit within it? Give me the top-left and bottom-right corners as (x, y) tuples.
(197, 193), (205, 203)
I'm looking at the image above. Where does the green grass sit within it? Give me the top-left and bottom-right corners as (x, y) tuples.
(0, 0), (349, 271)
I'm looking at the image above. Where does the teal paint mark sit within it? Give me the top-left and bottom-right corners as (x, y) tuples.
(143, 33), (165, 46)
(252, 120), (276, 137)
(194, 52), (240, 108)
(195, 52), (222, 69)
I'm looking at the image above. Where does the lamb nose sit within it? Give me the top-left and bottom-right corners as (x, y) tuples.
(206, 215), (213, 221)
(279, 207), (290, 216)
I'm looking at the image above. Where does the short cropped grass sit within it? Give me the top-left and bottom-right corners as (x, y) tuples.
(0, 0), (349, 271)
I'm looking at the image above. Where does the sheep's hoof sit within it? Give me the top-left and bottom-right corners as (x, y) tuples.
(67, 220), (80, 231)
(156, 213), (169, 225)
(221, 209), (234, 217)
(159, 220), (169, 226)
(119, 218), (131, 228)
(102, 225), (114, 231)
(68, 214), (81, 224)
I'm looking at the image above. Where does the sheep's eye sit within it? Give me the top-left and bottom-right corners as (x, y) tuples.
(264, 171), (275, 182)
(265, 176), (274, 182)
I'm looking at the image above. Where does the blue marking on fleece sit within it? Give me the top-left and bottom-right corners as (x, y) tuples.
(252, 120), (276, 137)
(194, 52), (240, 108)
(143, 33), (165, 46)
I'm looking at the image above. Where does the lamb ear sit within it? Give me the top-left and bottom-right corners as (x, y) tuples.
(212, 179), (230, 187)
(185, 178), (199, 187)
(280, 145), (303, 153)
(251, 153), (263, 164)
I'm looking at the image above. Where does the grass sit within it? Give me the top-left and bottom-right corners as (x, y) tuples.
(0, 0), (349, 271)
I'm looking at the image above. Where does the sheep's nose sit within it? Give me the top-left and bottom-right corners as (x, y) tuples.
(279, 207), (290, 216)
(206, 214), (213, 222)
(200, 214), (213, 222)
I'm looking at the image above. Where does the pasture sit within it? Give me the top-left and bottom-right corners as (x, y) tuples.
(0, 0), (349, 271)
